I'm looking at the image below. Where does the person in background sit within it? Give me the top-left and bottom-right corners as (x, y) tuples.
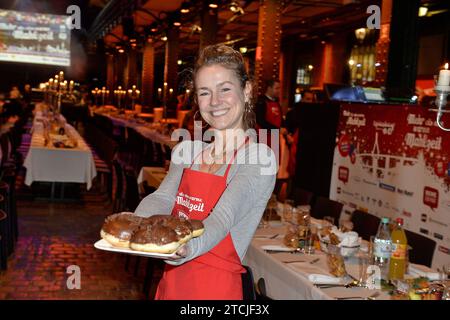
(255, 80), (290, 200)
(255, 79), (282, 134)
(9, 85), (22, 100)
(23, 84), (32, 104)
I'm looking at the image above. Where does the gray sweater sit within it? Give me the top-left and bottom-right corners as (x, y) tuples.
(134, 139), (276, 265)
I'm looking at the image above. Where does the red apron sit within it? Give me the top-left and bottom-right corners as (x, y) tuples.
(265, 100), (282, 128)
(155, 138), (249, 300)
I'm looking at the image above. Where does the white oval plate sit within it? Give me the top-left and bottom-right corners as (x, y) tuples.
(94, 239), (183, 260)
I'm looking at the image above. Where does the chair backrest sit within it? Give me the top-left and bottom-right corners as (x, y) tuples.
(124, 168), (141, 212)
(311, 196), (343, 222)
(241, 265), (257, 300)
(350, 210), (381, 241)
(292, 188), (314, 206)
(111, 160), (124, 204)
(256, 278), (272, 300)
(404, 230), (436, 267)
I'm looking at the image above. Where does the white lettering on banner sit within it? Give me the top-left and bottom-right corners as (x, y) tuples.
(407, 114), (425, 126)
(404, 133), (442, 151)
(412, 126), (430, 134)
(176, 195), (205, 213)
(373, 121), (395, 135)
(12, 29), (54, 41)
(346, 116), (366, 127)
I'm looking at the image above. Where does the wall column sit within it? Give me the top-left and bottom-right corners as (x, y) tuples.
(142, 39), (155, 109)
(254, 0), (283, 97)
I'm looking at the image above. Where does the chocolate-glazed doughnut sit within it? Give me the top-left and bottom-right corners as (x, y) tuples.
(189, 219), (205, 237)
(101, 212), (142, 248)
(163, 218), (193, 244)
(143, 215), (193, 244)
(130, 224), (180, 254)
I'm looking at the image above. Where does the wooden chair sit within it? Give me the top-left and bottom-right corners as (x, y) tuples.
(405, 230), (436, 267)
(292, 188), (314, 206)
(350, 210), (381, 241)
(241, 265), (257, 300)
(256, 277), (272, 300)
(310, 196), (343, 222)
(0, 206), (8, 270)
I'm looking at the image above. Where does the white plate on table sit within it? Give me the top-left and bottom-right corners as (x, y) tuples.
(94, 239), (183, 260)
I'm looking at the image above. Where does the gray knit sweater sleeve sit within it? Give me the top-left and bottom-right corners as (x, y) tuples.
(134, 139), (277, 264)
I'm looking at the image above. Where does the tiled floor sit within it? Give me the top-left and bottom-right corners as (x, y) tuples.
(0, 130), (157, 300)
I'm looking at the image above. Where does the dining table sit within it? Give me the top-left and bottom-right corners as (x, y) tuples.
(93, 110), (177, 148)
(137, 166), (167, 192)
(23, 112), (97, 191)
(242, 217), (441, 300)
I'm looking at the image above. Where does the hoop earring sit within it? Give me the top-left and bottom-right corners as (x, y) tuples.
(194, 110), (208, 128)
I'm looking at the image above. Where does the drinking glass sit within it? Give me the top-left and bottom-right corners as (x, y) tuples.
(326, 244), (347, 278)
(323, 216), (335, 227)
(368, 236), (376, 265)
(304, 226), (316, 255)
(357, 251), (370, 287)
(283, 200), (294, 224)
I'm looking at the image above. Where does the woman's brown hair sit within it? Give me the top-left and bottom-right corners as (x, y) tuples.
(191, 44), (255, 130)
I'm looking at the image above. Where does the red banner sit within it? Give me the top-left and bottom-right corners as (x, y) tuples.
(330, 103), (450, 268)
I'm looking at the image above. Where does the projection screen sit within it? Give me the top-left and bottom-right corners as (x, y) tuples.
(0, 9), (70, 66)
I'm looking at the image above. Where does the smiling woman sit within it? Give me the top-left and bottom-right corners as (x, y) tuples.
(134, 44), (277, 300)
(194, 44), (255, 131)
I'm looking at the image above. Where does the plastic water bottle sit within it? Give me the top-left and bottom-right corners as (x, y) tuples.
(373, 217), (392, 281)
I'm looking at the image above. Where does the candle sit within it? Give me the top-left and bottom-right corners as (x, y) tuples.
(437, 63), (450, 87)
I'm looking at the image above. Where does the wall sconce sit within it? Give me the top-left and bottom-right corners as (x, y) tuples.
(434, 62), (450, 131)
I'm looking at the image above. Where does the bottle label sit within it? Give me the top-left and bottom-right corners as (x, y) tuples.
(391, 243), (407, 260)
(374, 239), (391, 259)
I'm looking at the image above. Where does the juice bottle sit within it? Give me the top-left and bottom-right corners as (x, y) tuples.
(389, 218), (408, 280)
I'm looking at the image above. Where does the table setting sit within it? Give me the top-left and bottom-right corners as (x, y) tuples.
(243, 200), (449, 300)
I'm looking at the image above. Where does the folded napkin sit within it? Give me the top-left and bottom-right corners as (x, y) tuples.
(408, 263), (441, 280)
(290, 263), (343, 284)
(309, 274), (343, 285)
(338, 232), (360, 247)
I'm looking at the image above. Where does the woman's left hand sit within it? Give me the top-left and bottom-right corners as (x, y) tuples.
(174, 245), (188, 259)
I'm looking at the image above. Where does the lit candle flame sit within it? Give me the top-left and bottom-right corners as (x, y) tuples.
(445, 63), (449, 70)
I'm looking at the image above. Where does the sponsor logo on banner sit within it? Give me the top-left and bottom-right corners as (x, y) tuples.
(438, 246), (450, 255)
(434, 233), (443, 240)
(363, 179), (377, 186)
(402, 210), (412, 218)
(397, 188), (414, 197)
(338, 166), (349, 183)
(434, 161), (445, 177)
(349, 202), (357, 209)
(419, 228), (429, 235)
(338, 135), (351, 157)
(423, 187), (439, 210)
(428, 218), (448, 228)
(421, 214), (427, 223)
(379, 182), (395, 192)
(343, 190), (354, 197)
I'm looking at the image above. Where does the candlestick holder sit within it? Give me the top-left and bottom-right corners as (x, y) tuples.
(433, 84), (450, 131)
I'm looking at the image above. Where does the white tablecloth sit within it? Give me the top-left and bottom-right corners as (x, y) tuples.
(137, 166), (167, 191)
(243, 224), (394, 300)
(24, 121), (97, 190)
(95, 112), (176, 148)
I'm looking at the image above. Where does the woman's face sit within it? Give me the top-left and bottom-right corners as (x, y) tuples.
(195, 64), (250, 131)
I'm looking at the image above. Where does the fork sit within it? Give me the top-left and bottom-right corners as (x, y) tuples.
(336, 292), (380, 300)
